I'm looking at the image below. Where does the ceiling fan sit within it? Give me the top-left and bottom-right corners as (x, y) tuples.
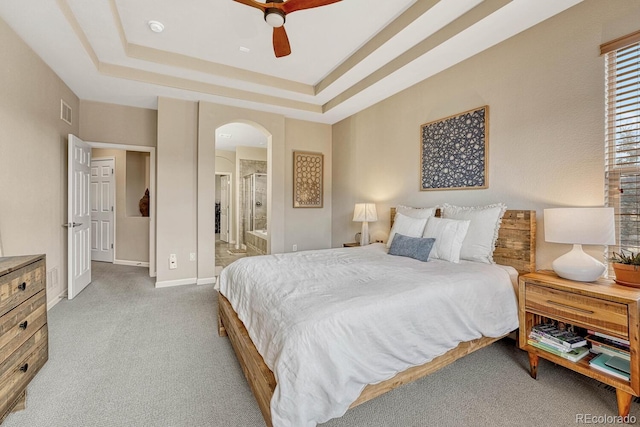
(233, 0), (342, 58)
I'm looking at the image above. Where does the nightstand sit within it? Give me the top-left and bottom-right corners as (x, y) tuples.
(519, 271), (640, 417)
(343, 242), (360, 247)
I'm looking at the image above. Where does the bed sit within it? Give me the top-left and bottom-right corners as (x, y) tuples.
(217, 208), (536, 427)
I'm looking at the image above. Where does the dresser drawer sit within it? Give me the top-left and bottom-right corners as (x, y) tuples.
(525, 284), (629, 338)
(0, 327), (48, 418)
(0, 259), (45, 318)
(0, 291), (47, 367)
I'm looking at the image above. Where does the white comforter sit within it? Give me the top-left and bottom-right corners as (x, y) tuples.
(218, 243), (518, 427)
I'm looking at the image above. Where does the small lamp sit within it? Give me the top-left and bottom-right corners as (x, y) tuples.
(544, 207), (615, 282)
(353, 203), (378, 245)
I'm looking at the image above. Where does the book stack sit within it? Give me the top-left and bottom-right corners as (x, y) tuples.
(528, 324), (589, 362)
(587, 331), (631, 380)
(586, 331), (630, 360)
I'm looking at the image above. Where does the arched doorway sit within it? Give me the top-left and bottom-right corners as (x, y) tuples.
(214, 121), (271, 271)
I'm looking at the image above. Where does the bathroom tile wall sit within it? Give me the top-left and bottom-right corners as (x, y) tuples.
(239, 159), (267, 249)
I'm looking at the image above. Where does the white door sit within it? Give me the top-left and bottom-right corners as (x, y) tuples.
(67, 135), (92, 299)
(91, 159), (115, 262)
(220, 175), (230, 242)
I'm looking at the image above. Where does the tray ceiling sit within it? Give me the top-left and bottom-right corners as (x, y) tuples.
(0, 0), (582, 124)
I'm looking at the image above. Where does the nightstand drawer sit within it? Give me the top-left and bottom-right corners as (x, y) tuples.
(0, 259), (45, 318)
(0, 291), (47, 363)
(0, 328), (48, 418)
(525, 284), (628, 337)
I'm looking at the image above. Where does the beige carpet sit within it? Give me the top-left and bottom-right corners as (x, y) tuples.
(3, 262), (636, 427)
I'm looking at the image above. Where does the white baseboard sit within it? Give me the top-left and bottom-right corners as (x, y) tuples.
(196, 277), (216, 286)
(47, 290), (66, 310)
(114, 259), (150, 268)
(155, 277), (196, 288)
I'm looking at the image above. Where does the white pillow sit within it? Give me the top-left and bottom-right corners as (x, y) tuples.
(422, 217), (470, 263)
(442, 203), (507, 264)
(396, 205), (437, 220)
(387, 213), (428, 248)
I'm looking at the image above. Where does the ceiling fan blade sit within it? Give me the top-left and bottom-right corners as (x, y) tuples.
(233, 0), (266, 12)
(282, 0), (341, 14)
(273, 26), (291, 58)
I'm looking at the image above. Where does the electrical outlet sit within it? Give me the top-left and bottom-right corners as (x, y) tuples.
(189, 253), (196, 261)
(169, 254), (177, 270)
(292, 244), (297, 252)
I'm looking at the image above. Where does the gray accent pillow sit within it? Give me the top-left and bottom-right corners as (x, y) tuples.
(388, 233), (435, 262)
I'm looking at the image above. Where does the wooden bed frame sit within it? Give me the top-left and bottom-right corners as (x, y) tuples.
(218, 209), (536, 426)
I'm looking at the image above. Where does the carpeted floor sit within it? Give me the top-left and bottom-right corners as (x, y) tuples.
(3, 262), (636, 427)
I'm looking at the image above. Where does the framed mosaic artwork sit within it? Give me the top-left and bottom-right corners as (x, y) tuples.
(420, 106), (488, 191)
(293, 150), (323, 208)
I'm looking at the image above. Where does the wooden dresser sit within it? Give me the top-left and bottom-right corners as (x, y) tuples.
(0, 255), (48, 422)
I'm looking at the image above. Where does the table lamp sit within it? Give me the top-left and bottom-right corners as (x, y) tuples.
(544, 207), (615, 282)
(353, 203), (378, 245)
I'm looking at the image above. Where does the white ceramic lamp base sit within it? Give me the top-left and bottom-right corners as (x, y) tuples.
(360, 221), (370, 246)
(552, 244), (606, 282)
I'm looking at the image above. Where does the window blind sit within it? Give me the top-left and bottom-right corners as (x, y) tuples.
(605, 40), (640, 264)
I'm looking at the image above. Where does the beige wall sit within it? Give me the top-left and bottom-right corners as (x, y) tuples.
(0, 17), (80, 305)
(236, 146), (268, 161)
(79, 100), (157, 147)
(91, 148), (150, 263)
(331, 0), (640, 269)
(215, 150), (236, 174)
(156, 98), (199, 285)
(285, 119), (332, 251)
(125, 151), (150, 218)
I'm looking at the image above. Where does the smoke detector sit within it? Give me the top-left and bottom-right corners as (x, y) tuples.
(148, 21), (164, 33)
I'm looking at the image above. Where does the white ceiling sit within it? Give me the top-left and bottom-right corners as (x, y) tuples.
(0, 0), (583, 128)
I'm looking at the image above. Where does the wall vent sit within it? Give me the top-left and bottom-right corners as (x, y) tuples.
(60, 99), (72, 125)
(46, 266), (58, 290)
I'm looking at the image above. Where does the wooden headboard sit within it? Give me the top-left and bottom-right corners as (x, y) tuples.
(390, 208), (536, 274)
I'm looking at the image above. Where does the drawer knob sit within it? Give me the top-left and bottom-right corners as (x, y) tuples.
(19, 363), (28, 373)
(19, 321), (28, 330)
(18, 282), (27, 291)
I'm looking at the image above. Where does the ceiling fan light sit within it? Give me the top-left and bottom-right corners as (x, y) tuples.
(264, 9), (285, 28)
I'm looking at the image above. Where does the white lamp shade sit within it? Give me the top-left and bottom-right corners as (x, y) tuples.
(353, 203), (378, 222)
(544, 207), (615, 246)
(545, 207), (615, 282)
